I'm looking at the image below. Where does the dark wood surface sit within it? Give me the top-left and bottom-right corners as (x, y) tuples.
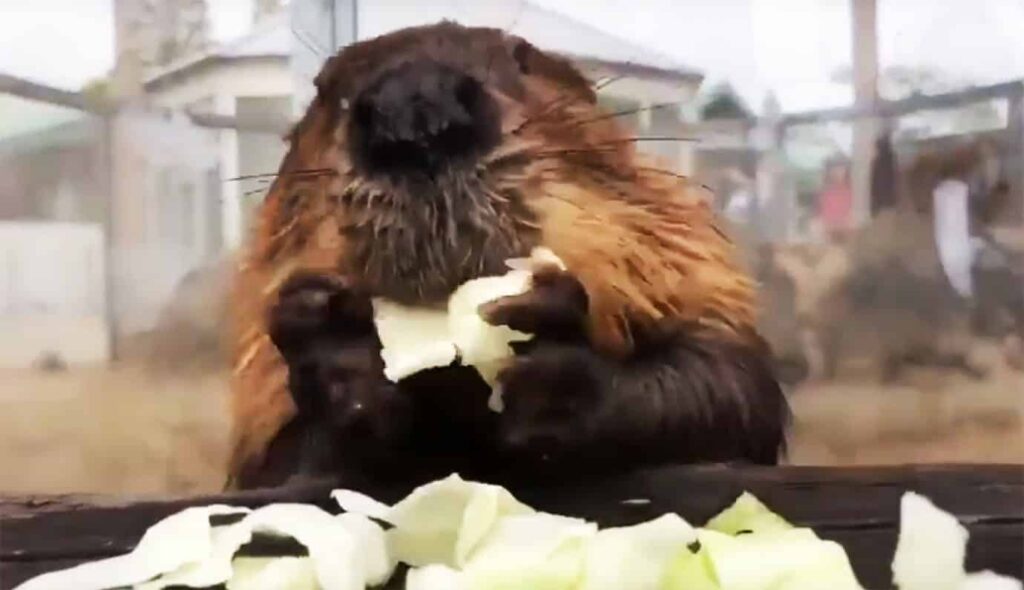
(2, 464), (1022, 589)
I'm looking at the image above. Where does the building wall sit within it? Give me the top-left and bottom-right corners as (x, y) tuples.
(147, 60), (294, 251)
(108, 109), (222, 338)
(591, 70), (701, 174)
(146, 59), (293, 110)
(0, 119), (110, 224)
(235, 96), (291, 235)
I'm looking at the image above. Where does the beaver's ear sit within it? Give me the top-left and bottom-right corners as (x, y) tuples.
(509, 38), (596, 104)
(312, 53), (348, 103)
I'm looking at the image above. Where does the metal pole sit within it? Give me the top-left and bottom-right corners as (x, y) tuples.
(101, 115), (119, 362)
(334, 0), (358, 48)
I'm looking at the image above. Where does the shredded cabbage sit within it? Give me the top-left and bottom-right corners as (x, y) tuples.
(15, 474), (1022, 590)
(370, 247), (564, 412)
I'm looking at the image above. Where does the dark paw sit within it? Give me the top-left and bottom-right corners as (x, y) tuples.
(268, 272), (373, 360)
(496, 343), (611, 458)
(478, 267), (589, 344)
(286, 343), (414, 477)
(322, 367), (413, 444)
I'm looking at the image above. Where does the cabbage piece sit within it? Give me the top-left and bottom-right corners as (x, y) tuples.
(447, 270), (534, 374)
(504, 247), (566, 273)
(335, 512), (394, 586)
(892, 492), (969, 590)
(405, 564), (468, 590)
(330, 489), (391, 521)
(667, 491), (862, 590)
(679, 528), (862, 590)
(579, 514), (697, 590)
(135, 519), (253, 589)
(14, 505), (249, 590)
(225, 557), (318, 590)
(372, 300), (457, 382)
(448, 247), (565, 386)
(371, 266), (533, 385)
(958, 571), (1024, 590)
(705, 492), (794, 536)
(762, 539), (865, 590)
(332, 474), (533, 568)
(462, 513), (597, 590)
(892, 492), (1023, 590)
(242, 503), (389, 590)
(371, 248), (565, 401)
(135, 504), (390, 590)
(663, 542), (720, 590)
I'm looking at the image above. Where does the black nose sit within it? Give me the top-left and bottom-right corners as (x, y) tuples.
(348, 60), (501, 176)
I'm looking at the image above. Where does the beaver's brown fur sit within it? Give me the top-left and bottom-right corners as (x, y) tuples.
(227, 22), (787, 490)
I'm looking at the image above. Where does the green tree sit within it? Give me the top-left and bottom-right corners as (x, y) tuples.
(698, 83), (754, 121)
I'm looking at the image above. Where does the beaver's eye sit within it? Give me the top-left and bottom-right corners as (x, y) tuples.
(512, 42), (531, 74)
(339, 98), (350, 112)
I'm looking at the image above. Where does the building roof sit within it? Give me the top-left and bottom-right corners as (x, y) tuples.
(146, 0), (701, 89)
(504, 2), (700, 81)
(143, 13), (290, 90)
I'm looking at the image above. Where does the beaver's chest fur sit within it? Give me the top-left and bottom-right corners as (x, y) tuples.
(338, 174), (540, 306)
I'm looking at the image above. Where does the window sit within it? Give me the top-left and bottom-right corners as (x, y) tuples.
(597, 94), (643, 134)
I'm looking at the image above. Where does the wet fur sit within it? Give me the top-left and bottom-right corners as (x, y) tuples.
(227, 22), (787, 489)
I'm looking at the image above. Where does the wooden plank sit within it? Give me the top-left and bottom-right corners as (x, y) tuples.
(2, 465), (1022, 590)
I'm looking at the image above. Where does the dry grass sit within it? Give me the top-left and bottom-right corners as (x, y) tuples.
(786, 343), (1024, 465)
(0, 347), (1020, 497)
(0, 365), (232, 496)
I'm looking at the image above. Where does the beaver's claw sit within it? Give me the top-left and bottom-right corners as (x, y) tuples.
(268, 272), (373, 361)
(478, 266), (590, 345)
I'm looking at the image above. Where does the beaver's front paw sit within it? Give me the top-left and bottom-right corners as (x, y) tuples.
(494, 343), (613, 461)
(267, 272), (373, 362)
(288, 340), (414, 477)
(318, 348), (414, 445)
(478, 266), (590, 347)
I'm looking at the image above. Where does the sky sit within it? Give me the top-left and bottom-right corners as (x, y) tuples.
(1, 0), (1022, 113)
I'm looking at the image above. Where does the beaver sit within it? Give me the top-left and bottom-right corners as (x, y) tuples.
(226, 21), (789, 491)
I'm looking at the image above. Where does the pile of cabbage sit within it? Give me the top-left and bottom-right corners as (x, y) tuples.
(16, 473), (1021, 590)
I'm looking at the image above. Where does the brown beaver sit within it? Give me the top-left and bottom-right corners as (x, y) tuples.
(226, 21), (789, 491)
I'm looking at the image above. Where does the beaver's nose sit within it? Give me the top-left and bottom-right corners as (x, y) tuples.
(348, 60), (501, 176)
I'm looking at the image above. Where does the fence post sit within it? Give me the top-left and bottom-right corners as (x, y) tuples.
(850, 0), (880, 229)
(101, 116), (119, 361)
(289, 0), (358, 115)
(1013, 85), (1024, 224)
(214, 95), (243, 250)
(754, 97), (787, 243)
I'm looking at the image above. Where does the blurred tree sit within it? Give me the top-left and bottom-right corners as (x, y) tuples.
(698, 83), (754, 121)
(119, 0), (210, 71)
(80, 77), (115, 108)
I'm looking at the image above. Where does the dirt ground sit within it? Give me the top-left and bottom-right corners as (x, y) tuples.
(0, 346), (1020, 497)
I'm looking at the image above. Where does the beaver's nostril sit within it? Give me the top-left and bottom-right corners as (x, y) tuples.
(348, 59), (501, 176)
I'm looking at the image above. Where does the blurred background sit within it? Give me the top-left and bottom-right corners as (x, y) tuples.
(0, 0), (1021, 496)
